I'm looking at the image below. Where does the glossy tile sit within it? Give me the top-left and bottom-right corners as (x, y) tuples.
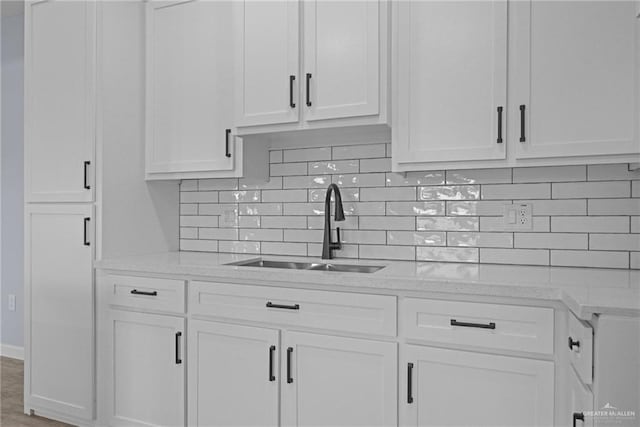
(219, 190), (260, 203)
(552, 181), (630, 199)
(417, 217), (479, 231)
(515, 233), (588, 250)
(270, 162), (307, 176)
(419, 185), (480, 200)
(284, 147), (331, 162)
(551, 250), (628, 269)
(332, 144), (386, 160)
(480, 248), (549, 266)
(333, 173), (386, 188)
(386, 171), (444, 186)
(417, 247), (479, 263)
(447, 232), (513, 248)
(361, 187), (416, 201)
(198, 178), (238, 191)
(387, 231), (446, 246)
(513, 166), (585, 183)
(360, 216), (415, 230)
(387, 201), (445, 216)
(309, 160), (359, 175)
(446, 168), (511, 184)
(262, 189), (307, 203)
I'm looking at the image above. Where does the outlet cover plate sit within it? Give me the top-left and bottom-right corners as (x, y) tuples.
(503, 203), (532, 230)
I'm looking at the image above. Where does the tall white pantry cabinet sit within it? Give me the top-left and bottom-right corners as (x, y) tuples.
(23, 1), (177, 424)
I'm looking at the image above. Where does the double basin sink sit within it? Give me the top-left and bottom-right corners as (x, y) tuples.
(226, 258), (385, 274)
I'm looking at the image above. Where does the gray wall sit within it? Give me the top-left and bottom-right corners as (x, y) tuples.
(1, 12), (24, 348)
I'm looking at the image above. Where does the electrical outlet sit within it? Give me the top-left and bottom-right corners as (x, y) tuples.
(8, 294), (16, 311)
(503, 203), (532, 230)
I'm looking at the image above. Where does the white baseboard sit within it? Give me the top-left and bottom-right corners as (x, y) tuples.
(1, 344), (24, 360)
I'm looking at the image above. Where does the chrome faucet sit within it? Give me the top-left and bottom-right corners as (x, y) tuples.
(322, 183), (345, 259)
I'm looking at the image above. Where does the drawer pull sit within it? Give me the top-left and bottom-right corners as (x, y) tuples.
(130, 289), (158, 297)
(496, 106), (504, 143)
(289, 75), (296, 108)
(519, 104), (526, 142)
(175, 332), (182, 365)
(84, 161), (91, 190)
(568, 337), (580, 350)
(306, 73), (312, 107)
(572, 412), (585, 427)
(407, 362), (414, 404)
(450, 319), (496, 329)
(269, 345), (276, 382)
(266, 302), (300, 310)
(286, 347), (293, 383)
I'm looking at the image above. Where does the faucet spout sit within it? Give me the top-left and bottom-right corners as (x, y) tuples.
(322, 184), (345, 259)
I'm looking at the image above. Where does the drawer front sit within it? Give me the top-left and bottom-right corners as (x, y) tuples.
(106, 275), (186, 313)
(568, 312), (593, 385)
(568, 364), (594, 427)
(403, 298), (554, 354)
(190, 281), (397, 337)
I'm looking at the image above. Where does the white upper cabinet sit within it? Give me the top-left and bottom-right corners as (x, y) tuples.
(146, 0), (239, 179)
(303, 0), (380, 121)
(512, 0), (640, 159)
(393, 0), (508, 165)
(25, 0), (95, 202)
(234, 0), (389, 134)
(234, 0), (299, 127)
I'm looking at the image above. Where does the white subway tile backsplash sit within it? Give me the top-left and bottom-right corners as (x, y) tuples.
(309, 160), (359, 175)
(360, 245), (415, 261)
(334, 173), (386, 188)
(481, 183), (550, 200)
(552, 181), (630, 199)
(387, 201), (445, 216)
(179, 154), (638, 269)
(513, 166), (586, 183)
(515, 233), (588, 250)
(283, 147), (331, 162)
(417, 247), (478, 263)
(388, 231), (446, 246)
(551, 250), (629, 269)
(360, 216), (414, 230)
(419, 185), (480, 201)
(332, 144), (386, 160)
(446, 168), (511, 184)
(361, 187), (416, 201)
(386, 171), (445, 186)
(551, 216), (630, 233)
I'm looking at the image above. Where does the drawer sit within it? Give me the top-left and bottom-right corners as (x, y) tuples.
(403, 298), (554, 355)
(105, 275), (186, 313)
(568, 363), (594, 427)
(568, 312), (593, 385)
(190, 281), (397, 337)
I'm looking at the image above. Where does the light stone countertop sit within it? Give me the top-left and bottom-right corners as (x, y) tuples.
(95, 251), (640, 320)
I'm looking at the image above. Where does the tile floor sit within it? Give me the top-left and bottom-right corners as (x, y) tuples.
(1, 357), (72, 427)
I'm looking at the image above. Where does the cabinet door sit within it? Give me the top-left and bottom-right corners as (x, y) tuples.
(401, 345), (554, 427)
(234, 0), (299, 127)
(107, 310), (185, 427)
(25, 204), (94, 419)
(303, 0), (381, 121)
(24, 0), (95, 202)
(512, 1), (640, 159)
(146, 0), (235, 175)
(282, 332), (397, 427)
(188, 321), (279, 427)
(568, 367), (594, 427)
(393, 1), (507, 164)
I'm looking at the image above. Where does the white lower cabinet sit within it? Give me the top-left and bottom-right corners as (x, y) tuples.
(281, 331), (397, 427)
(568, 367), (594, 427)
(106, 310), (185, 427)
(401, 345), (554, 427)
(187, 320), (280, 427)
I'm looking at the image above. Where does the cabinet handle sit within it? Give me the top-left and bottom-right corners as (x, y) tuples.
(269, 345), (276, 381)
(83, 217), (90, 246)
(266, 302), (300, 310)
(306, 73), (312, 107)
(519, 104), (526, 142)
(83, 161), (91, 190)
(175, 332), (182, 364)
(286, 347), (293, 383)
(289, 75), (296, 108)
(225, 129), (232, 158)
(572, 412), (585, 427)
(450, 319), (496, 329)
(407, 363), (414, 404)
(496, 106), (504, 144)
(130, 289), (158, 297)
(568, 337), (580, 351)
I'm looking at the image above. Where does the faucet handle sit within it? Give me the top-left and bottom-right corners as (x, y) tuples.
(335, 227), (342, 249)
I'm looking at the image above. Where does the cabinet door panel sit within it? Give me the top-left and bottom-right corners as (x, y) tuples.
(512, 1), (640, 158)
(188, 320), (279, 427)
(146, 0), (234, 174)
(303, 0), (380, 121)
(394, 1), (507, 164)
(568, 367), (594, 427)
(107, 310), (185, 427)
(234, 0), (299, 127)
(282, 332), (397, 427)
(25, 204), (94, 419)
(25, 0), (95, 202)
(401, 345), (554, 427)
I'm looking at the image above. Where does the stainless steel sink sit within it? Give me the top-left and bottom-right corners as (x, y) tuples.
(226, 258), (384, 274)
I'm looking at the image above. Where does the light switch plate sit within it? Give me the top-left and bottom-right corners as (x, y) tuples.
(503, 203), (532, 230)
